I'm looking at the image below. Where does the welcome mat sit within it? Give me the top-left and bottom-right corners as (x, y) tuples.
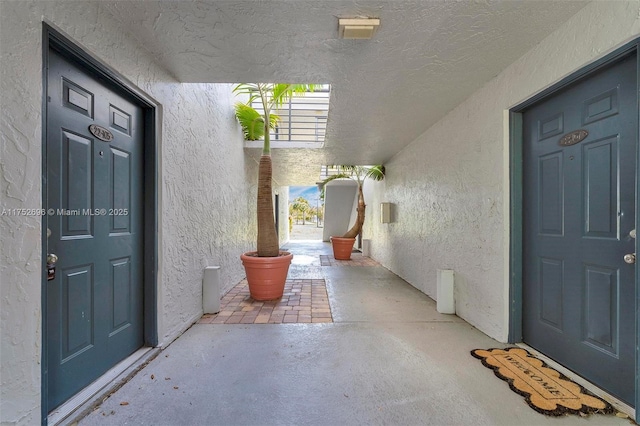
(471, 347), (614, 416)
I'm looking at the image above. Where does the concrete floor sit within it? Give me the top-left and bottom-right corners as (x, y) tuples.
(78, 241), (628, 426)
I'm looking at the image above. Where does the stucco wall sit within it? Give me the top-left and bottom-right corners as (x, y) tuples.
(367, 0), (640, 342)
(158, 79), (256, 344)
(277, 185), (290, 245)
(0, 2), (255, 424)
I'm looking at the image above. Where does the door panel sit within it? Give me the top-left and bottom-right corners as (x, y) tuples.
(583, 137), (617, 238)
(111, 257), (132, 331)
(61, 265), (93, 360)
(538, 152), (564, 235)
(111, 147), (132, 233)
(583, 264), (618, 353)
(523, 53), (637, 405)
(61, 130), (93, 237)
(539, 257), (563, 329)
(46, 48), (144, 410)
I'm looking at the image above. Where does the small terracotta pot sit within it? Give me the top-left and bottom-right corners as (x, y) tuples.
(330, 236), (356, 260)
(241, 251), (293, 301)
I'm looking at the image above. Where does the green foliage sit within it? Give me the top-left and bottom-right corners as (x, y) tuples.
(233, 83), (317, 153)
(363, 165), (385, 181)
(234, 103), (279, 141)
(291, 196), (312, 225)
(233, 103), (263, 141)
(317, 165), (385, 193)
(292, 196), (310, 211)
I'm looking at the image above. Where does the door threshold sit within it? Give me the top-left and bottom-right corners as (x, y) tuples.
(48, 346), (160, 426)
(516, 343), (634, 420)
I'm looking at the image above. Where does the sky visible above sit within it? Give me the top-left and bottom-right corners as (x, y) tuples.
(289, 186), (320, 204)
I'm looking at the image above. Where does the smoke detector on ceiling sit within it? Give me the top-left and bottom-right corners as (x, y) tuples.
(338, 18), (380, 39)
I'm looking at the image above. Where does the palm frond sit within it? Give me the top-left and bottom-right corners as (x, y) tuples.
(271, 84), (317, 109)
(232, 83), (260, 104)
(234, 103), (263, 140)
(364, 165), (385, 181)
(337, 165), (357, 172)
(327, 165), (385, 181)
(234, 102), (280, 140)
(317, 173), (353, 198)
(326, 165), (358, 177)
(270, 84), (290, 109)
(232, 83), (256, 94)
(268, 113), (280, 128)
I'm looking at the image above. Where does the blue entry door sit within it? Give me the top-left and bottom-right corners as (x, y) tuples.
(45, 48), (145, 410)
(522, 52), (637, 406)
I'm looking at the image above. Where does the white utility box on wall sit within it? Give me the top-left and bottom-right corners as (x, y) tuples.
(436, 269), (455, 314)
(203, 266), (221, 314)
(380, 202), (392, 223)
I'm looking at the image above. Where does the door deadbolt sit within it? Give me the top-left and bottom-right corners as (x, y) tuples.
(46, 253), (58, 281)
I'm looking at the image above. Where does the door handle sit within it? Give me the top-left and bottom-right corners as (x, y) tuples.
(47, 253), (58, 266)
(624, 253), (636, 264)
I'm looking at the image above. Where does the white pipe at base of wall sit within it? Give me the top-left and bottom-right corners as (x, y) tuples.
(437, 269), (455, 314)
(203, 266), (221, 314)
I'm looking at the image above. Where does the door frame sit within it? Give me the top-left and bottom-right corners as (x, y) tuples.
(508, 37), (640, 411)
(41, 23), (159, 421)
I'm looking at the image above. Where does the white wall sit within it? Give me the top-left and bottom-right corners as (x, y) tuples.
(322, 180), (358, 242)
(367, 1), (640, 342)
(0, 2), (255, 424)
(362, 178), (383, 242)
(277, 186), (290, 245)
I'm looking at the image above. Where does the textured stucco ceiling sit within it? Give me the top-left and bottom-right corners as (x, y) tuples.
(103, 0), (589, 185)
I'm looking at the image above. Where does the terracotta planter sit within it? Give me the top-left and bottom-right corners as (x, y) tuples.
(330, 236), (356, 260)
(241, 251), (293, 300)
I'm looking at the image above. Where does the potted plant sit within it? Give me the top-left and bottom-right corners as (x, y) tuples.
(233, 83), (315, 300)
(319, 165), (385, 260)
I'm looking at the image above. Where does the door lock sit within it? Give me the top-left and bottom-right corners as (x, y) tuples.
(47, 253), (58, 281)
(624, 253), (636, 264)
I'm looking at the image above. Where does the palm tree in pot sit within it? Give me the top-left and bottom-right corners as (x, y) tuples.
(234, 83), (315, 300)
(319, 165), (385, 259)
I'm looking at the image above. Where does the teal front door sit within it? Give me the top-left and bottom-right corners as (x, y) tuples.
(522, 52), (637, 405)
(45, 47), (145, 410)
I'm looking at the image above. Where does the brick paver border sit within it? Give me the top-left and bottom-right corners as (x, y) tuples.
(199, 279), (332, 325)
(320, 254), (378, 266)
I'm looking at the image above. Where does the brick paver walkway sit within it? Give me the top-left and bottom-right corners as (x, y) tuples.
(320, 254), (379, 266)
(198, 279), (332, 325)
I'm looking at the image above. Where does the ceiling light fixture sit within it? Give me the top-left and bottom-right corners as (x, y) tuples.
(338, 18), (380, 40)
